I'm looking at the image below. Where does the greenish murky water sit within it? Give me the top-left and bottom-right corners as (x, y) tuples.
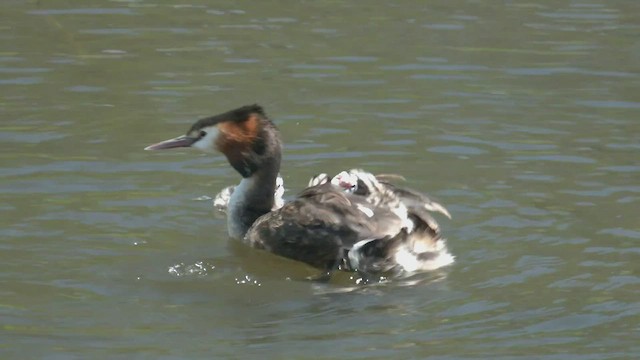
(1, 1), (639, 358)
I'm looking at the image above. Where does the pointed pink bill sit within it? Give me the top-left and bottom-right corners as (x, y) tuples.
(144, 135), (197, 151)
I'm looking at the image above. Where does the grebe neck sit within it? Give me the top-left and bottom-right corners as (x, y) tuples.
(227, 159), (280, 239)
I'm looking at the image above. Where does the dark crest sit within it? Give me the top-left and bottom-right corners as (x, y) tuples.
(188, 104), (267, 133)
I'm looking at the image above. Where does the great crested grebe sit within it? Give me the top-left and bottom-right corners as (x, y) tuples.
(145, 105), (454, 276)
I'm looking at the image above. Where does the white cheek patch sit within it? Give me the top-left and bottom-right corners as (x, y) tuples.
(331, 171), (358, 192)
(192, 126), (219, 153)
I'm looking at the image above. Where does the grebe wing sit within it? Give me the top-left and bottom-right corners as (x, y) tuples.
(244, 184), (404, 270)
(378, 181), (452, 219)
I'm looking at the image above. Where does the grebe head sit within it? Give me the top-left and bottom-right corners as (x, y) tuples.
(330, 170), (359, 193)
(144, 104), (281, 178)
(145, 105), (282, 238)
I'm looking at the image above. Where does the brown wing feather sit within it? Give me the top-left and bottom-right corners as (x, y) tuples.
(378, 180), (452, 219)
(244, 184), (403, 270)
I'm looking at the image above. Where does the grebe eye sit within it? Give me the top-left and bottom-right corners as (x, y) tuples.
(199, 130), (207, 138)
